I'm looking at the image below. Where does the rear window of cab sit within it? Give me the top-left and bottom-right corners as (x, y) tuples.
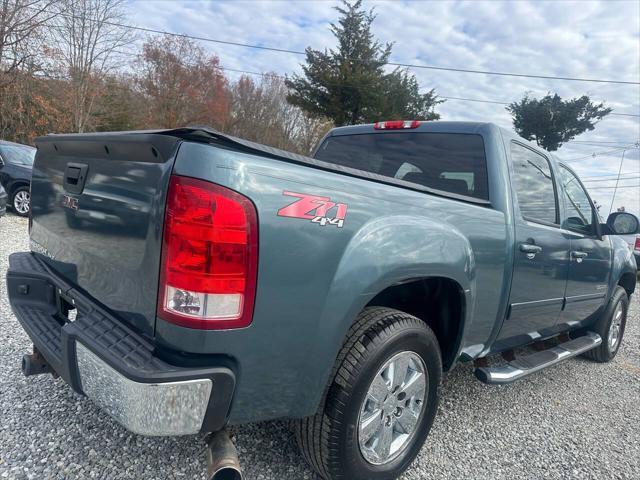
(314, 132), (489, 200)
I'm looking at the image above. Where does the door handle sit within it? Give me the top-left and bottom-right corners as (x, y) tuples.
(519, 243), (543, 254)
(571, 251), (588, 263)
(519, 243), (542, 259)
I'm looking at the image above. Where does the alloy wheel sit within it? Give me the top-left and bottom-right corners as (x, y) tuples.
(13, 190), (30, 215)
(358, 351), (427, 465)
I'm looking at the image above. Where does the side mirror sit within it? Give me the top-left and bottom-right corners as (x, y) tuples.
(604, 212), (639, 235)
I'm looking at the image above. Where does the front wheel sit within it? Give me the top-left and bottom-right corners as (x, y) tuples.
(12, 186), (30, 217)
(294, 307), (442, 480)
(582, 286), (629, 363)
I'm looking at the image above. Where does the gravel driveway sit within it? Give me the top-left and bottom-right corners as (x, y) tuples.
(1, 212), (639, 480)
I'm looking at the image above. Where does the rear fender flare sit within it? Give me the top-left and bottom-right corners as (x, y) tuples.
(307, 215), (475, 412)
(608, 237), (637, 296)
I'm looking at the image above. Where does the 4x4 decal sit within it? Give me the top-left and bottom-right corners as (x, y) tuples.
(277, 191), (348, 228)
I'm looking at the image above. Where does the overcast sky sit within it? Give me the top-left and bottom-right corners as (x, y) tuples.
(127, 0), (639, 216)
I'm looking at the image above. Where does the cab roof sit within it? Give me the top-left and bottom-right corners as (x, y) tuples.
(326, 121), (498, 137)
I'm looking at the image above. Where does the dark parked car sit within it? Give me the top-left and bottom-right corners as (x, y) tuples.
(0, 183), (7, 217)
(0, 140), (36, 216)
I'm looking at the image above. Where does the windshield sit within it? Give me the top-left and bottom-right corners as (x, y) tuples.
(0, 144), (36, 166)
(314, 132), (489, 200)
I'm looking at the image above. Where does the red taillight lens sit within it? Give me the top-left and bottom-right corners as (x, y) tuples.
(635, 236), (640, 251)
(158, 175), (258, 329)
(374, 120), (420, 130)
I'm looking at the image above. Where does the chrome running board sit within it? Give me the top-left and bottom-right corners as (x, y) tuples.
(475, 331), (602, 384)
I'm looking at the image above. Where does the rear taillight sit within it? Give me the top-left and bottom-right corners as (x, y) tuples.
(635, 236), (640, 252)
(374, 120), (420, 130)
(158, 175), (258, 329)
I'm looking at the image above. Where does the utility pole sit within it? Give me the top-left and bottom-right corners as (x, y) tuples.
(608, 142), (640, 215)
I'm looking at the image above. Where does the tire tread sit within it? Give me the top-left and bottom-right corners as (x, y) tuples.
(293, 307), (439, 479)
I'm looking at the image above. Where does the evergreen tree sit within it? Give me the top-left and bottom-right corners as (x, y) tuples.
(507, 93), (611, 151)
(286, 0), (442, 126)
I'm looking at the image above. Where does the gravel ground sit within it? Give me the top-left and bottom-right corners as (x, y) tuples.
(1, 211), (639, 480)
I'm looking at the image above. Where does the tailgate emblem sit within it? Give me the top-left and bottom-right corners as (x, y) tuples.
(62, 194), (79, 210)
(277, 191), (348, 228)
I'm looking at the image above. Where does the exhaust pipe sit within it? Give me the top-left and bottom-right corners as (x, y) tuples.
(22, 349), (55, 377)
(206, 430), (243, 480)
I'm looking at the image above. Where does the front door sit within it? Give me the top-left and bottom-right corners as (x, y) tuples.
(557, 165), (611, 323)
(497, 142), (570, 347)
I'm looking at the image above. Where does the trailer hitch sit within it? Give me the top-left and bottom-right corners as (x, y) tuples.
(22, 347), (57, 377)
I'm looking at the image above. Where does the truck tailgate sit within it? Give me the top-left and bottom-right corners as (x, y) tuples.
(30, 133), (181, 336)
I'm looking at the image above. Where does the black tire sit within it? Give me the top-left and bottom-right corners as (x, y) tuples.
(294, 307), (442, 480)
(65, 210), (83, 229)
(11, 185), (30, 217)
(582, 286), (629, 363)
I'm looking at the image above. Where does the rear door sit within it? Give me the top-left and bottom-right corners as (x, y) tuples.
(498, 142), (569, 345)
(30, 133), (181, 336)
(557, 165), (611, 323)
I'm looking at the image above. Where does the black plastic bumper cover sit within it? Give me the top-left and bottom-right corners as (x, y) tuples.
(6, 251), (235, 433)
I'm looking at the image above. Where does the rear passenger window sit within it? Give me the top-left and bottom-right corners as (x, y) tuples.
(510, 142), (558, 225)
(314, 133), (489, 200)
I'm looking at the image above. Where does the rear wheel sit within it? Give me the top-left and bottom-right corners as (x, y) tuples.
(12, 186), (30, 217)
(294, 307), (442, 480)
(582, 286), (629, 363)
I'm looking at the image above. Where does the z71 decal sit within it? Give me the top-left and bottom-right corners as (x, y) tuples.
(277, 191), (348, 228)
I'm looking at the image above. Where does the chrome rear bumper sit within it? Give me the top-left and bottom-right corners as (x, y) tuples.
(76, 343), (213, 435)
(8, 252), (235, 436)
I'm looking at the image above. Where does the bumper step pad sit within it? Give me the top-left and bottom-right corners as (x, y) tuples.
(474, 332), (601, 384)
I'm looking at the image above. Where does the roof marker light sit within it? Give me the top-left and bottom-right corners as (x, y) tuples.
(374, 120), (421, 130)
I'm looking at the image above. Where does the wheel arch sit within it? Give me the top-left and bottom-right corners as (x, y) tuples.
(305, 215), (476, 417)
(366, 277), (466, 370)
(9, 180), (30, 197)
(618, 271), (636, 297)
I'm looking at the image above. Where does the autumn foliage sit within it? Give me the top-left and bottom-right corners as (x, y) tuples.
(137, 36), (230, 130)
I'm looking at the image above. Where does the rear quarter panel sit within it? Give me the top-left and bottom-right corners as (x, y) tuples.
(161, 126), (511, 424)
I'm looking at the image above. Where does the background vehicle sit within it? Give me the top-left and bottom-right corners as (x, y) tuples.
(7, 122), (638, 480)
(0, 140), (36, 216)
(0, 183), (6, 217)
(621, 233), (640, 269)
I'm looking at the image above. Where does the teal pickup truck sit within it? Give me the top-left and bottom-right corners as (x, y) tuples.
(7, 121), (638, 480)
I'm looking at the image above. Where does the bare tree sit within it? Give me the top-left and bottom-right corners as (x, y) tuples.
(0, 1), (60, 139)
(227, 74), (331, 154)
(52, 0), (134, 132)
(0, 0), (57, 79)
(136, 35), (230, 129)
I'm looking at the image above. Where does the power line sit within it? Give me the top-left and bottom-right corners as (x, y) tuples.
(569, 140), (640, 145)
(434, 95), (639, 117)
(582, 176), (640, 183)
(217, 66), (640, 118)
(91, 46), (640, 119)
(586, 185), (639, 190)
(565, 145), (639, 162)
(49, 9), (640, 86)
(582, 172), (640, 179)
